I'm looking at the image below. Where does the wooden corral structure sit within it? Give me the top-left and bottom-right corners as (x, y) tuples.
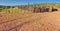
(33, 7), (49, 13)
(18, 6), (58, 13)
(52, 7), (58, 12)
(33, 6), (58, 13)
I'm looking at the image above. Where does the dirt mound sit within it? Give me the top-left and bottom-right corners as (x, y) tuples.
(0, 11), (60, 31)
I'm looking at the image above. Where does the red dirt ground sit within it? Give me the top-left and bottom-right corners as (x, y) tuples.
(0, 11), (60, 31)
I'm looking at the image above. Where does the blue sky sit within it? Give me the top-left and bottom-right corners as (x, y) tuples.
(0, 0), (60, 6)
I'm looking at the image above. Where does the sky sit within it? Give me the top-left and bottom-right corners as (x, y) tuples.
(0, 0), (60, 6)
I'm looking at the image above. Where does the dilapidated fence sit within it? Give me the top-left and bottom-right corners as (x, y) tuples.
(18, 6), (58, 13)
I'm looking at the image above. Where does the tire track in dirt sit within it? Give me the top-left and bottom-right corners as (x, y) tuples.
(0, 13), (42, 31)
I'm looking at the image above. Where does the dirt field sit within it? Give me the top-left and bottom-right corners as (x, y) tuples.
(0, 11), (60, 31)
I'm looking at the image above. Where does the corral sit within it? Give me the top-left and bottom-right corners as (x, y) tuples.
(18, 6), (58, 13)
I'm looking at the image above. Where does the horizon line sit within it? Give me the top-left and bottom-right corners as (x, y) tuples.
(0, 2), (60, 6)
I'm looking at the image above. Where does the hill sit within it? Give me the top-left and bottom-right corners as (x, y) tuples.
(0, 3), (60, 13)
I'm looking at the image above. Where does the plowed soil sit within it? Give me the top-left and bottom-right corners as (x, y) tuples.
(0, 11), (60, 31)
